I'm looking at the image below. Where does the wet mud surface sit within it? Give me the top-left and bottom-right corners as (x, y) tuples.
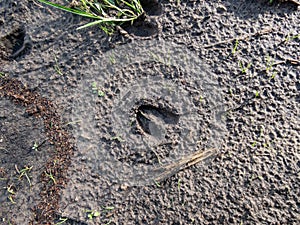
(0, 98), (53, 224)
(0, 0), (300, 224)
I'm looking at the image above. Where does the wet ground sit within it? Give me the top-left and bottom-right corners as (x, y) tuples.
(0, 0), (299, 224)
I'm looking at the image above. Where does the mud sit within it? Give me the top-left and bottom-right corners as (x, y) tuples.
(0, 98), (53, 224)
(0, 0), (299, 224)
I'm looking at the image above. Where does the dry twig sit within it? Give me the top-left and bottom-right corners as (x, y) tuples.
(154, 149), (216, 182)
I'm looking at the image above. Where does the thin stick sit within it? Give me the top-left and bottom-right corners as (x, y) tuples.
(283, 0), (300, 6)
(153, 148), (216, 182)
(203, 28), (273, 49)
(275, 53), (300, 65)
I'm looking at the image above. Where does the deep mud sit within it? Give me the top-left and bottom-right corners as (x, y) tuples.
(0, 0), (299, 224)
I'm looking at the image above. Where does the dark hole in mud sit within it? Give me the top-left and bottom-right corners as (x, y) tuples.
(136, 105), (179, 137)
(0, 25), (31, 60)
(122, 16), (159, 38)
(140, 0), (163, 16)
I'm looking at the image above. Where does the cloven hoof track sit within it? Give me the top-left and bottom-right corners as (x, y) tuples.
(122, 0), (162, 37)
(140, 0), (163, 16)
(0, 77), (74, 224)
(123, 15), (159, 38)
(0, 24), (31, 61)
(136, 104), (180, 136)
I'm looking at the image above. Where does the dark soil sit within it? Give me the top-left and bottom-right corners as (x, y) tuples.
(0, 0), (299, 224)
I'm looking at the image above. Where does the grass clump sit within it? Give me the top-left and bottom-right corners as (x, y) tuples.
(16, 165), (33, 186)
(37, 0), (144, 34)
(238, 61), (252, 74)
(85, 209), (100, 220)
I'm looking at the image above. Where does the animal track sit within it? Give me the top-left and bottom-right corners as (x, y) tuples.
(136, 104), (179, 139)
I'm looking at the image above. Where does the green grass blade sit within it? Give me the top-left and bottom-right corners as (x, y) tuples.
(77, 20), (106, 30)
(76, 16), (138, 30)
(37, 0), (144, 33)
(120, 0), (141, 13)
(37, 0), (100, 19)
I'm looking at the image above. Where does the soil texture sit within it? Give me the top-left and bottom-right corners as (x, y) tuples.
(0, 0), (299, 224)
